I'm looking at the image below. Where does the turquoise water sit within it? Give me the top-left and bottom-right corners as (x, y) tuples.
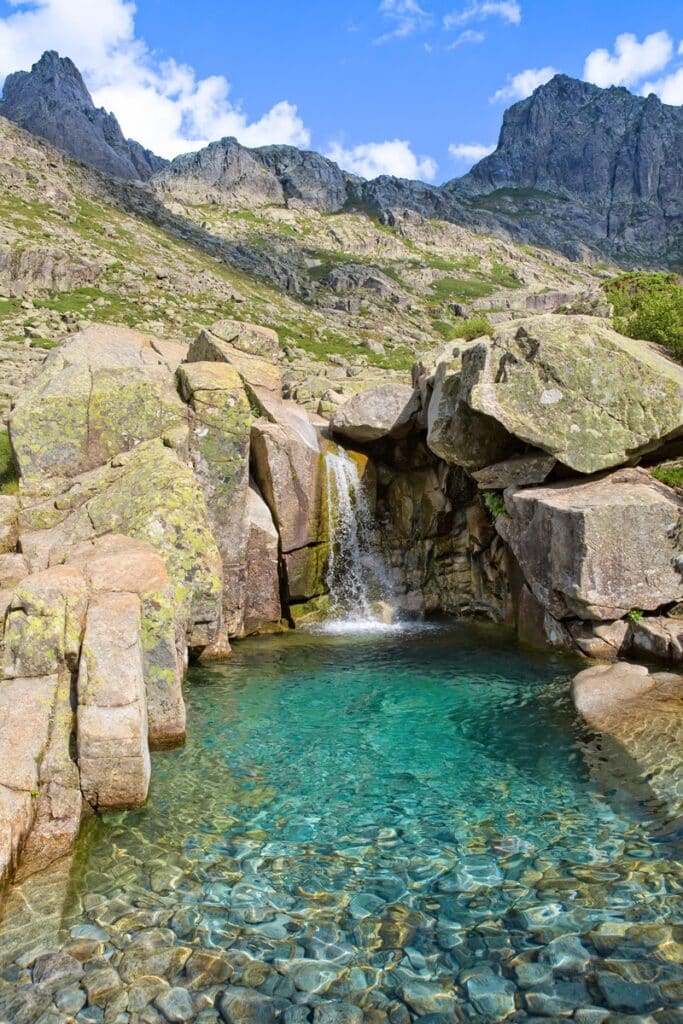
(50, 622), (683, 1019)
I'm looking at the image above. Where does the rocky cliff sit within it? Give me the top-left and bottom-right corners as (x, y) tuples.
(0, 51), (166, 181)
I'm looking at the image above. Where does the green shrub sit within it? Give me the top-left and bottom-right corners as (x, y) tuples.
(606, 272), (683, 360)
(482, 491), (506, 519)
(450, 316), (493, 341)
(627, 609), (644, 622)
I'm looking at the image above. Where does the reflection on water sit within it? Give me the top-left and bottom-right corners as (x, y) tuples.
(1, 623), (682, 1022)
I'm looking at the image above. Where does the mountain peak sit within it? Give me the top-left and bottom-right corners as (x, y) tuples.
(0, 49), (165, 181)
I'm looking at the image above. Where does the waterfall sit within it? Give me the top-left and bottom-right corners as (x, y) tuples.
(323, 449), (395, 627)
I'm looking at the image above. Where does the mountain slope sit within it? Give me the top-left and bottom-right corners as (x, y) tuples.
(0, 51), (165, 181)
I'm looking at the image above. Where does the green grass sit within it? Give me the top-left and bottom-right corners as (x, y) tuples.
(651, 461), (683, 489)
(482, 491), (507, 519)
(0, 429), (18, 495)
(606, 272), (683, 361)
(450, 316), (493, 341)
(430, 277), (496, 303)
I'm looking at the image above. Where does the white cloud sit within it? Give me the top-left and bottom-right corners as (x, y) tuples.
(326, 139), (438, 181)
(448, 29), (486, 49)
(0, 0), (310, 158)
(583, 31), (673, 88)
(491, 65), (557, 102)
(642, 66), (683, 104)
(444, 2), (521, 30)
(448, 142), (495, 163)
(375, 0), (432, 44)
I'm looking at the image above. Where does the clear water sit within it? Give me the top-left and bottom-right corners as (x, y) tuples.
(50, 623), (683, 1017)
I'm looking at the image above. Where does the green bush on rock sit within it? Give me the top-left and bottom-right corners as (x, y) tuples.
(0, 429), (18, 495)
(607, 272), (683, 360)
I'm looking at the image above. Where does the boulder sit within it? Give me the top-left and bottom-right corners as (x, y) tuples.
(568, 619), (629, 659)
(0, 674), (60, 887)
(242, 486), (283, 636)
(66, 535), (186, 746)
(77, 592), (151, 809)
(178, 362), (252, 640)
(571, 663), (655, 723)
(0, 552), (29, 589)
(3, 566), (88, 678)
(251, 420), (325, 553)
(629, 616), (683, 663)
(14, 669), (84, 881)
(331, 384), (419, 444)
(462, 316), (683, 474)
(19, 441), (223, 649)
(427, 349), (516, 470)
(10, 325), (187, 487)
(500, 469), (683, 620)
(472, 452), (556, 489)
(188, 324), (282, 395)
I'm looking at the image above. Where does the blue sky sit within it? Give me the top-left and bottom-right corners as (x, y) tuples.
(1, 0), (683, 182)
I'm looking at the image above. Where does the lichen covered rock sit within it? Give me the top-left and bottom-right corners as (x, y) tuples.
(331, 384), (419, 444)
(463, 316), (683, 474)
(3, 565), (87, 678)
(10, 325), (187, 487)
(242, 486), (283, 636)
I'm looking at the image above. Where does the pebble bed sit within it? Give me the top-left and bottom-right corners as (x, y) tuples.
(0, 624), (682, 1024)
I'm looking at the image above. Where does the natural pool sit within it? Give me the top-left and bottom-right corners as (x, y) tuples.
(1, 623), (682, 1023)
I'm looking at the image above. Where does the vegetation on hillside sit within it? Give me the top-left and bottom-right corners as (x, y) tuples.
(0, 429), (18, 494)
(607, 272), (683, 360)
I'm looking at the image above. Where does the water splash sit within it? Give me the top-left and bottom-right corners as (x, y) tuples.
(322, 448), (396, 631)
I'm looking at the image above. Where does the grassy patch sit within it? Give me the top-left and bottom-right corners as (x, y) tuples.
(606, 272), (683, 361)
(0, 429), (18, 495)
(430, 277), (496, 303)
(651, 460), (683, 489)
(450, 316), (493, 341)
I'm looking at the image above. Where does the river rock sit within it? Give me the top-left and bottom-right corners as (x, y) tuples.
(178, 362), (252, 641)
(500, 469), (683, 620)
(427, 347), (516, 471)
(331, 384), (419, 443)
(251, 419), (325, 553)
(461, 316), (683, 474)
(284, 543), (330, 602)
(572, 663), (655, 723)
(242, 485), (283, 635)
(10, 324), (187, 488)
(77, 592), (151, 809)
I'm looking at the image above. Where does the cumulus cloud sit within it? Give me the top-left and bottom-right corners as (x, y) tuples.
(491, 65), (557, 103)
(583, 31), (673, 88)
(326, 139), (438, 181)
(0, 0), (310, 157)
(448, 29), (486, 49)
(375, 0), (432, 44)
(444, 2), (521, 30)
(642, 66), (683, 104)
(448, 142), (495, 163)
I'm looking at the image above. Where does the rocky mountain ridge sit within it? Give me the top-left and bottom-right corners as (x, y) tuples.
(0, 51), (165, 181)
(3, 52), (681, 266)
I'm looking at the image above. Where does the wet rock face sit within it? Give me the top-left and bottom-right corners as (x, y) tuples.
(0, 51), (165, 181)
(500, 469), (683, 621)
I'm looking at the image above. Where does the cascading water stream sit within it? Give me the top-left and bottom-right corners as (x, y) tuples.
(322, 448), (396, 629)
